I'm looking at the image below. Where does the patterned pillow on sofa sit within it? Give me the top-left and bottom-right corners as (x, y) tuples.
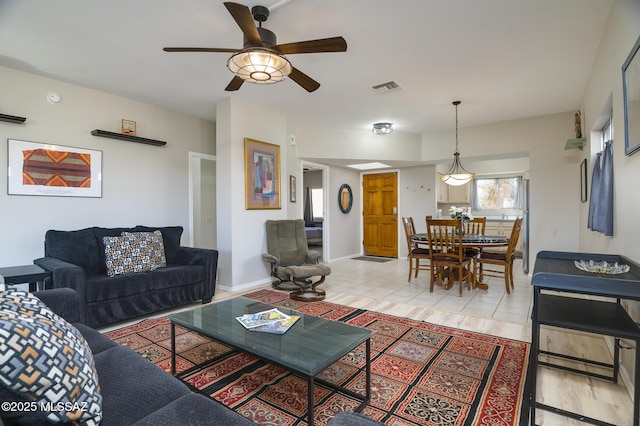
(0, 290), (102, 425)
(103, 230), (166, 277)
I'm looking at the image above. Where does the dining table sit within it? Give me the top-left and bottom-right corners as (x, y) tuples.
(411, 233), (510, 290)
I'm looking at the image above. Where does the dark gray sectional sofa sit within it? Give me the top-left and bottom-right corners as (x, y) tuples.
(33, 226), (217, 328)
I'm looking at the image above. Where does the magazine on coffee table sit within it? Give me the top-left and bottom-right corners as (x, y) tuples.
(236, 308), (290, 329)
(250, 315), (300, 334)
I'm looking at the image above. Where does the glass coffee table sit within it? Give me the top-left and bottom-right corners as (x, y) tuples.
(169, 297), (372, 426)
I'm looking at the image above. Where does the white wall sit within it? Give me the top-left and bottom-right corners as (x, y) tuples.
(296, 127), (422, 163)
(327, 166), (361, 260)
(577, 0), (640, 386)
(215, 97), (287, 291)
(398, 165), (438, 257)
(580, 0), (640, 261)
(0, 66), (215, 266)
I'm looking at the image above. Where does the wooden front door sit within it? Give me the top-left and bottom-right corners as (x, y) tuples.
(362, 172), (398, 257)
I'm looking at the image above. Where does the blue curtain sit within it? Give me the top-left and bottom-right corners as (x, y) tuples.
(471, 179), (481, 210)
(303, 187), (313, 226)
(513, 176), (524, 210)
(588, 141), (614, 236)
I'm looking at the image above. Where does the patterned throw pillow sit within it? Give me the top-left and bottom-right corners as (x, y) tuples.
(0, 291), (102, 425)
(103, 230), (166, 277)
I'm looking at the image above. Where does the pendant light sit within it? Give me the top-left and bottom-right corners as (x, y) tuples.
(440, 100), (474, 186)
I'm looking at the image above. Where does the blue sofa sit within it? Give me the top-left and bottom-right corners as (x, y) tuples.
(33, 226), (217, 328)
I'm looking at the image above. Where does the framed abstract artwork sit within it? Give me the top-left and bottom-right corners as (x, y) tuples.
(244, 138), (281, 209)
(623, 34), (640, 156)
(7, 139), (102, 197)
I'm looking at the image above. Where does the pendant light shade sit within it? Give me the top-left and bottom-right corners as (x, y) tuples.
(440, 101), (474, 186)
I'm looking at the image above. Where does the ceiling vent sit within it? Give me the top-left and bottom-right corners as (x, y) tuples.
(371, 80), (402, 95)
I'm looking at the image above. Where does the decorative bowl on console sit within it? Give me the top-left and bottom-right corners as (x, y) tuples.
(574, 259), (630, 275)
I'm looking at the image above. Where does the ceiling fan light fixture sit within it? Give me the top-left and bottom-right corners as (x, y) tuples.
(372, 122), (393, 135)
(227, 47), (292, 84)
(439, 101), (474, 186)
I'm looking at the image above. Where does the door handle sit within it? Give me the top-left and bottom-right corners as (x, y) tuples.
(392, 207), (397, 215)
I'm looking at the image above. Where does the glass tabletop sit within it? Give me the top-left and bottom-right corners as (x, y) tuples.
(169, 297), (372, 376)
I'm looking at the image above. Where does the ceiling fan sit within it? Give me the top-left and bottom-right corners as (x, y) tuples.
(163, 2), (347, 92)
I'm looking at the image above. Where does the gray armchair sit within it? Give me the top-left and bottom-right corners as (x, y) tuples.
(262, 219), (330, 301)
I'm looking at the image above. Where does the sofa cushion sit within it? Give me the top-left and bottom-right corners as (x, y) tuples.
(85, 273), (154, 303)
(0, 291), (102, 425)
(151, 265), (204, 290)
(44, 227), (102, 275)
(103, 231), (166, 277)
(93, 345), (190, 425)
(134, 226), (183, 265)
(131, 393), (256, 426)
(73, 323), (118, 355)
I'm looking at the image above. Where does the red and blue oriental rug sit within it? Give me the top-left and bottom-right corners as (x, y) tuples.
(104, 290), (529, 426)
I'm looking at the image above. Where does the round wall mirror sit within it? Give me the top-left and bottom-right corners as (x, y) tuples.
(338, 184), (353, 214)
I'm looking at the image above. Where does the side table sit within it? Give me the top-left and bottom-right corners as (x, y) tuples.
(0, 264), (52, 292)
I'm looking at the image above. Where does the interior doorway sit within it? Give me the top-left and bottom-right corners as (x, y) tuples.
(188, 152), (217, 249)
(301, 161), (329, 261)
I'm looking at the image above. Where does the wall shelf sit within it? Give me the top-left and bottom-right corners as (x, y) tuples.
(564, 137), (586, 150)
(0, 113), (27, 124)
(91, 129), (167, 146)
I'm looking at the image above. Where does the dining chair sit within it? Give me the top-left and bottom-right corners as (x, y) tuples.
(473, 218), (522, 294)
(402, 217), (430, 282)
(426, 218), (473, 296)
(465, 216), (487, 275)
(465, 217), (486, 235)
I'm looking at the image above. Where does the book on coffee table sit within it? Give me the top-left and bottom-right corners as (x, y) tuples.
(236, 308), (290, 329)
(250, 315), (300, 334)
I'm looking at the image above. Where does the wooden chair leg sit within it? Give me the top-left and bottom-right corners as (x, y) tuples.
(429, 265), (435, 292)
(408, 257), (413, 282)
(504, 263), (511, 294)
(509, 260), (515, 289)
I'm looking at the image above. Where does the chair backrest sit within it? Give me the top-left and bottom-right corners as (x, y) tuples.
(505, 218), (523, 259)
(426, 219), (465, 261)
(402, 217), (417, 252)
(466, 217), (486, 235)
(265, 219), (309, 267)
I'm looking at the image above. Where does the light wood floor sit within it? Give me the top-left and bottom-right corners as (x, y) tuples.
(102, 256), (635, 425)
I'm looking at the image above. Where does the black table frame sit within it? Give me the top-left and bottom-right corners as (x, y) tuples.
(0, 264), (51, 291)
(529, 250), (640, 426)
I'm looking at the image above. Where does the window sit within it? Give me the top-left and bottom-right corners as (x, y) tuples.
(600, 114), (613, 150)
(311, 188), (323, 218)
(474, 177), (521, 209)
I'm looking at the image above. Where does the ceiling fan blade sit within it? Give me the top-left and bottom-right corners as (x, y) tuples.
(224, 2), (263, 47)
(163, 47), (238, 53)
(289, 67), (320, 92)
(274, 37), (347, 55)
(225, 76), (245, 91)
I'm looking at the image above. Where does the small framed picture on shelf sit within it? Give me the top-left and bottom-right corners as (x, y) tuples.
(121, 119), (136, 136)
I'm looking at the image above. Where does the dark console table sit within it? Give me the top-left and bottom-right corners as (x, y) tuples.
(529, 250), (640, 426)
(0, 264), (51, 291)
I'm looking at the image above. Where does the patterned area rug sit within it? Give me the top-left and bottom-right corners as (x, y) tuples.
(104, 290), (529, 426)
